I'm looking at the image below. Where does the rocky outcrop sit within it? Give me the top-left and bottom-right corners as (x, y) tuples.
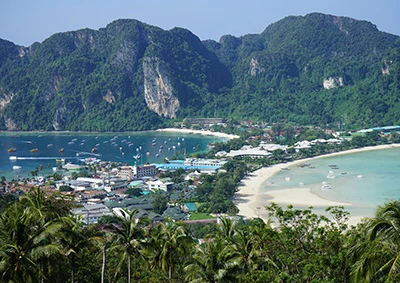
(249, 58), (265, 76)
(52, 104), (68, 131)
(0, 91), (15, 111)
(382, 60), (391, 75)
(42, 75), (63, 102)
(5, 118), (19, 131)
(143, 57), (180, 118)
(103, 90), (116, 104)
(323, 77), (344, 89)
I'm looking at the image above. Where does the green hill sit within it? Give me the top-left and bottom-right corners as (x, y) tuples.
(1, 13), (400, 131)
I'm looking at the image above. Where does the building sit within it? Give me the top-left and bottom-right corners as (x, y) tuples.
(147, 179), (174, 192)
(184, 158), (226, 167)
(104, 180), (128, 193)
(118, 164), (158, 180)
(71, 204), (112, 224)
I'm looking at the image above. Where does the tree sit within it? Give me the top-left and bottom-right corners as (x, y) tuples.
(348, 201), (400, 282)
(0, 190), (71, 282)
(107, 208), (145, 283)
(152, 193), (169, 214)
(184, 236), (241, 282)
(146, 220), (193, 280)
(126, 187), (142, 198)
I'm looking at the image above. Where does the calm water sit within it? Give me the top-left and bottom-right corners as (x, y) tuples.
(262, 148), (400, 218)
(0, 131), (220, 180)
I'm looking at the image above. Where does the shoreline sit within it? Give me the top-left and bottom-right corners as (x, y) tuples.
(235, 144), (400, 226)
(155, 128), (240, 140)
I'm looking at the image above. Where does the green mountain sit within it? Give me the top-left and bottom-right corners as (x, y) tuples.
(1, 13), (400, 131)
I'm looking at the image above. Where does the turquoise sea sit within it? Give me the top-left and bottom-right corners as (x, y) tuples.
(0, 131), (220, 181)
(261, 147), (400, 219)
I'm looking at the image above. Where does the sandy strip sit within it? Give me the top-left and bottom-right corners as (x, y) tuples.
(235, 144), (400, 224)
(156, 128), (240, 140)
(265, 188), (350, 206)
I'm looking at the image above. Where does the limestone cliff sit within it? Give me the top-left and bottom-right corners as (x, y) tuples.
(143, 57), (180, 118)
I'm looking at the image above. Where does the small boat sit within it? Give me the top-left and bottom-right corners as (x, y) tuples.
(285, 177), (291, 181)
(59, 148), (64, 153)
(9, 156), (17, 160)
(30, 148), (39, 153)
(56, 159), (65, 163)
(357, 175), (364, 178)
(321, 185), (331, 189)
(7, 147), (16, 152)
(12, 165), (21, 170)
(92, 147), (98, 153)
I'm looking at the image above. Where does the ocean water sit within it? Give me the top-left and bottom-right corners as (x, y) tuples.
(0, 131), (220, 180)
(261, 148), (400, 218)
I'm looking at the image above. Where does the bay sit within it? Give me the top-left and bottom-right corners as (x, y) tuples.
(0, 131), (221, 180)
(262, 148), (400, 218)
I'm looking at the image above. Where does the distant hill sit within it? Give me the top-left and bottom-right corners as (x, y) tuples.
(0, 13), (399, 131)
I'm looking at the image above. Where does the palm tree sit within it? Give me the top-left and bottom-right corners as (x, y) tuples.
(349, 201), (400, 282)
(0, 198), (65, 282)
(146, 220), (193, 280)
(107, 208), (145, 283)
(184, 237), (241, 283)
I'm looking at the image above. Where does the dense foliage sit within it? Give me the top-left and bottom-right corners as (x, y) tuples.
(1, 13), (400, 131)
(2, 188), (400, 282)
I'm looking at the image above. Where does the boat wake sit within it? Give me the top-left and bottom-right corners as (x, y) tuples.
(75, 151), (102, 157)
(9, 156), (77, 160)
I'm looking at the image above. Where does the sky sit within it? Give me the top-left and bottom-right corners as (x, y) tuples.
(1, 0), (399, 47)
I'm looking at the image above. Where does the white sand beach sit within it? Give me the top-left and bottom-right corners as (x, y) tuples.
(156, 128), (240, 140)
(235, 144), (400, 226)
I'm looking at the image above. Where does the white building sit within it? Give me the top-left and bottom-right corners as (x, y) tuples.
(147, 179), (174, 192)
(184, 158), (226, 167)
(118, 164), (158, 180)
(71, 204), (112, 224)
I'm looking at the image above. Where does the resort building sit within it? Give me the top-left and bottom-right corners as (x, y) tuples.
(147, 179), (174, 192)
(104, 180), (128, 193)
(183, 158), (226, 167)
(71, 203), (112, 224)
(118, 164), (158, 180)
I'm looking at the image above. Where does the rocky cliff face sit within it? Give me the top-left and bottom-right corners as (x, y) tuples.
(143, 57), (180, 118)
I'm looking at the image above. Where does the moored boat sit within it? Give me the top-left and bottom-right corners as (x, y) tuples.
(7, 147), (16, 152)
(30, 148), (39, 153)
(12, 165), (21, 170)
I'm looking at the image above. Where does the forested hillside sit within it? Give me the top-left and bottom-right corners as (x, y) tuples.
(1, 13), (400, 131)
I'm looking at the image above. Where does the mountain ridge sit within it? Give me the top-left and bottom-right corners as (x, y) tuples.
(0, 13), (399, 131)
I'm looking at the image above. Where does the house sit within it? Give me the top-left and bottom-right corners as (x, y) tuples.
(162, 206), (189, 221)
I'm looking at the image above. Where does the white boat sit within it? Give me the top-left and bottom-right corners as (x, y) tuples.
(357, 175), (364, 178)
(12, 165), (21, 170)
(9, 156), (17, 160)
(321, 185), (331, 189)
(285, 177), (291, 181)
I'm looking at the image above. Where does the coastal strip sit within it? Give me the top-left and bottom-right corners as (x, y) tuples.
(156, 128), (240, 140)
(234, 144), (400, 225)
